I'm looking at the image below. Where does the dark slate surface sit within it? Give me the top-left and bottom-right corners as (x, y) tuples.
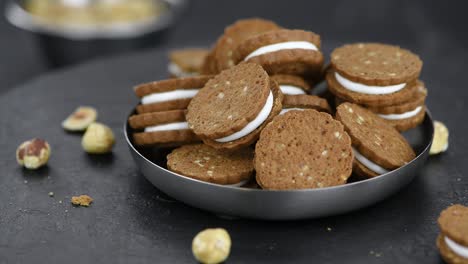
(0, 0), (467, 263)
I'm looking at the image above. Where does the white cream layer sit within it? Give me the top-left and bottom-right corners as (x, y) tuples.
(244, 41), (318, 61)
(168, 62), (198, 78)
(279, 85), (306, 95)
(280, 108), (304, 115)
(227, 179), (249, 187)
(353, 147), (389, 175)
(445, 236), (468, 259)
(144, 122), (189, 132)
(335, 72), (406, 95)
(378, 106), (423, 120)
(141, 89), (199, 105)
(215, 91), (274, 143)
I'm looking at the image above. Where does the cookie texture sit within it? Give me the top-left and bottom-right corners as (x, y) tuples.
(438, 204), (468, 246)
(255, 110), (353, 190)
(336, 103), (415, 170)
(167, 144), (254, 185)
(331, 43), (422, 85)
(188, 63), (272, 139)
(353, 159), (378, 179)
(134, 75), (213, 97)
(212, 18), (280, 72)
(282, 94), (331, 113)
(169, 48), (209, 73)
(327, 71), (419, 106)
(128, 110), (186, 130)
(133, 130), (199, 147)
(270, 74), (311, 91)
(136, 98), (192, 114)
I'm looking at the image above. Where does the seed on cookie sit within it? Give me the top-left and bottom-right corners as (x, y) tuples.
(255, 110), (354, 190)
(336, 103), (415, 179)
(187, 63), (283, 150)
(167, 144), (254, 186)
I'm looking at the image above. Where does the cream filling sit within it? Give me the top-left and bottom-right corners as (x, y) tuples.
(280, 108), (304, 115)
(215, 91), (274, 143)
(335, 72), (406, 95)
(226, 179), (249, 187)
(378, 106), (423, 120)
(141, 89), (198, 105)
(168, 62), (198, 78)
(279, 85), (306, 95)
(353, 148), (389, 175)
(144, 122), (188, 132)
(244, 41), (318, 61)
(445, 236), (468, 259)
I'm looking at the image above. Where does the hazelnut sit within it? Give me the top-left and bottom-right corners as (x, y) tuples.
(430, 121), (449, 155)
(62, 106), (97, 132)
(82, 122), (115, 154)
(16, 138), (51, 169)
(192, 228), (231, 264)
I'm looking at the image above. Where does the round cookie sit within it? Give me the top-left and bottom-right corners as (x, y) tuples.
(255, 110), (354, 190)
(187, 63), (283, 150)
(212, 18), (280, 72)
(437, 204), (468, 264)
(331, 43), (422, 86)
(270, 74), (311, 94)
(381, 105), (426, 132)
(134, 75), (213, 114)
(167, 144), (254, 185)
(168, 48), (209, 78)
(281, 94), (331, 114)
(235, 29), (323, 79)
(335, 103), (415, 178)
(129, 110), (199, 147)
(327, 71), (420, 106)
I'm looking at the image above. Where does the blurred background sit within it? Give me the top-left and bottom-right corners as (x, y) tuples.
(0, 0), (466, 94)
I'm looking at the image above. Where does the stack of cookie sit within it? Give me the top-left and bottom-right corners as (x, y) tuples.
(327, 43), (427, 131)
(128, 75), (213, 147)
(128, 18), (425, 190)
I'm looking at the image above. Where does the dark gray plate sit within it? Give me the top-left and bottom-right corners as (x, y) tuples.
(125, 110), (434, 220)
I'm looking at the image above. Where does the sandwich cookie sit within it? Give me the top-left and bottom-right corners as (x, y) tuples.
(134, 75), (212, 114)
(167, 144), (254, 186)
(211, 18), (280, 73)
(327, 43), (423, 106)
(255, 110), (353, 190)
(129, 110), (199, 147)
(336, 103), (415, 178)
(168, 48), (209, 78)
(335, 82), (428, 131)
(437, 204), (468, 264)
(234, 29), (324, 80)
(270, 74), (311, 95)
(187, 63), (283, 150)
(281, 94), (331, 115)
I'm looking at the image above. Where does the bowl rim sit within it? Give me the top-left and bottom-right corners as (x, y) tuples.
(124, 108), (435, 194)
(4, 0), (185, 40)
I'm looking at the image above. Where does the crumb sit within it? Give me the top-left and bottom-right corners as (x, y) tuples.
(326, 227), (332, 231)
(58, 200), (62, 204)
(71, 195), (93, 207)
(24, 180), (28, 184)
(48, 192), (54, 197)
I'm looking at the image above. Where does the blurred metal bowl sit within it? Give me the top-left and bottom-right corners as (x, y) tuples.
(5, 0), (186, 67)
(125, 109), (434, 220)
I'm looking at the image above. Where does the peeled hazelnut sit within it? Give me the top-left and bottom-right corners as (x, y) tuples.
(16, 138), (51, 169)
(192, 228), (231, 264)
(82, 122), (115, 154)
(62, 106), (97, 132)
(430, 121), (449, 155)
